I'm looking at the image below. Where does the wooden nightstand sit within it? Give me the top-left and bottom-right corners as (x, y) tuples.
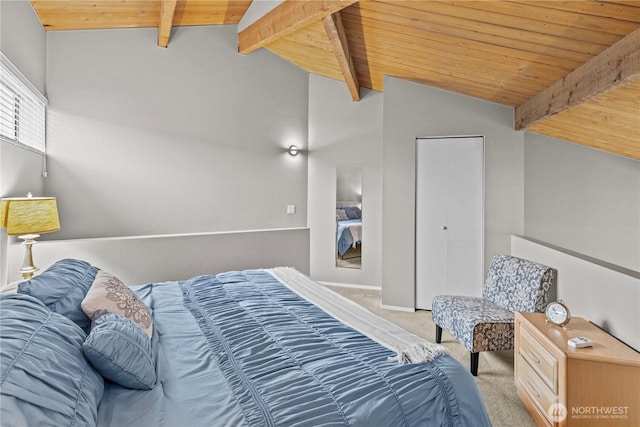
(515, 311), (640, 427)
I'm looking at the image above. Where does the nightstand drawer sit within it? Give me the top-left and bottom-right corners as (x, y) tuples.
(515, 312), (640, 427)
(516, 353), (556, 424)
(518, 323), (558, 393)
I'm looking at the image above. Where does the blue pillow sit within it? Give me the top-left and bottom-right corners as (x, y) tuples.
(18, 258), (98, 332)
(344, 206), (361, 219)
(0, 293), (104, 426)
(83, 313), (156, 390)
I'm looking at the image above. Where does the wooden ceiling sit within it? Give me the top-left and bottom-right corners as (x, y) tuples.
(30, 0), (640, 160)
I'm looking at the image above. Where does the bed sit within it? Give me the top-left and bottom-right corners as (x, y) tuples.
(0, 259), (491, 427)
(336, 203), (362, 257)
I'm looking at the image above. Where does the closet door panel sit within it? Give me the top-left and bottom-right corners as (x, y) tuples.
(445, 137), (484, 298)
(415, 140), (449, 309)
(415, 137), (484, 310)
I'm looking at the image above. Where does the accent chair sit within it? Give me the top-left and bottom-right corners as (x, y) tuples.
(431, 254), (555, 376)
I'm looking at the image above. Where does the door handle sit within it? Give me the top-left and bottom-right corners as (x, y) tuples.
(442, 226), (448, 230)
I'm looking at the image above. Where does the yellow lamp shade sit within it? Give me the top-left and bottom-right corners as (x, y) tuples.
(0, 197), (61, 236)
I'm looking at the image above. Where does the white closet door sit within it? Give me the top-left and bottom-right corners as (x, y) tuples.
(415, 136), (484, 310)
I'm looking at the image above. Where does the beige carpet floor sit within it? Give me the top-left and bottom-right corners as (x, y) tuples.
(336, 246), (362, 269)
(324, 285), (536, 427)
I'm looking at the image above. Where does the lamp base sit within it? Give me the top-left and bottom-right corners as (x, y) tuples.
(18, 234), (40, 280)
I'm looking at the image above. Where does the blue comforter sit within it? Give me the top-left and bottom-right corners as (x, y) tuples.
(98, 270), (491, 427)
(337, 219), (361, 256)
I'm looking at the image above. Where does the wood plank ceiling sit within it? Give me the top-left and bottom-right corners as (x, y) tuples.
(30, 0), (640, 160)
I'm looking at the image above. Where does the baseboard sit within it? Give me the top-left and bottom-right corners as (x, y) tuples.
(380, 303), (416, 313)
(318, 281), (381, 291)
(318, 281), (414, 312)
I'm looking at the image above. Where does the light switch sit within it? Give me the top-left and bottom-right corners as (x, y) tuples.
(287, 205), (296, 214)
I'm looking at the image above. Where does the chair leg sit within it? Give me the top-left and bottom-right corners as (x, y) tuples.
(435, 325), (442, 343)
(470, 352), (479, 376)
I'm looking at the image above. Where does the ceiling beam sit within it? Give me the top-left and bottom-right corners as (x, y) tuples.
(515, 28), (640, 130)
(323, 12), (360, 101)
(238, 0), (358, 54)
(158, 0), (178, 48)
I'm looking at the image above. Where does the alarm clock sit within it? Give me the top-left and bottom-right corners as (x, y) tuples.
(545, 300), (571, 326)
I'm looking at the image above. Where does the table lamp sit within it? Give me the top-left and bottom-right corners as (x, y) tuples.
(0, 193), (60, 279)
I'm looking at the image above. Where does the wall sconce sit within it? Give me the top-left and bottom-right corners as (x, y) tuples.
(0, 193), (61, 279)
(287, 145), (300, 156)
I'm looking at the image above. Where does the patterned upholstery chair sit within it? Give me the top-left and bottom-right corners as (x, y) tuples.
(431, 254), (555, 376)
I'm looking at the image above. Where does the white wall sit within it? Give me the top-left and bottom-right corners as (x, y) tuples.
(308, 75), (383, 287)
(44, 26), (309, 239)
(382, 76), (525, 308)
(524, 133), (640, 272)
(0, 0), (47, 286)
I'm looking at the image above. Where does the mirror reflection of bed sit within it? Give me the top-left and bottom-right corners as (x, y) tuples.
(336, 164), (363, 269)
(336, 201), (362, 268)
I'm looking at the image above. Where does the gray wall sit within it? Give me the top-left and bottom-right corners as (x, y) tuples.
(512, 235), (639, 351)
(382, 77), (525, 308)
(238, 1), (283, 32)
(0, 0), (47, 286)
(336, 166), (363, 203)
(45, 26), (309, 239)
(308, 75), (383, 287)
(9, 228), (310, 286)
(302, 72), (639, 313)
(0, 0), (46, 94)
(524, 133), (639, 271)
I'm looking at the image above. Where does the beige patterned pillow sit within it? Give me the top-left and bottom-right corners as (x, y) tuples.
(81, 270), (153, 338)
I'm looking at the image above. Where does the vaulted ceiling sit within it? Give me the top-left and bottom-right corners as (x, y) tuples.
(30, 0), (640, 160)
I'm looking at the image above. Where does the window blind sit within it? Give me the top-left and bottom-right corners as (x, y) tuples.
(0, 52), (47, 154)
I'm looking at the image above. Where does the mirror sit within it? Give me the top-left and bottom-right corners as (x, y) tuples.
(336, 165), (363, 269)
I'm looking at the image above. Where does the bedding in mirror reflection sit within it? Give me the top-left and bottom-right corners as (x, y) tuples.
(336, 165), (362, 269)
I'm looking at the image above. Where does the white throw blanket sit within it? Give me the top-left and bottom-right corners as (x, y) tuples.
(267, 267), (447, 364)
(348, 224), (362, 247)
